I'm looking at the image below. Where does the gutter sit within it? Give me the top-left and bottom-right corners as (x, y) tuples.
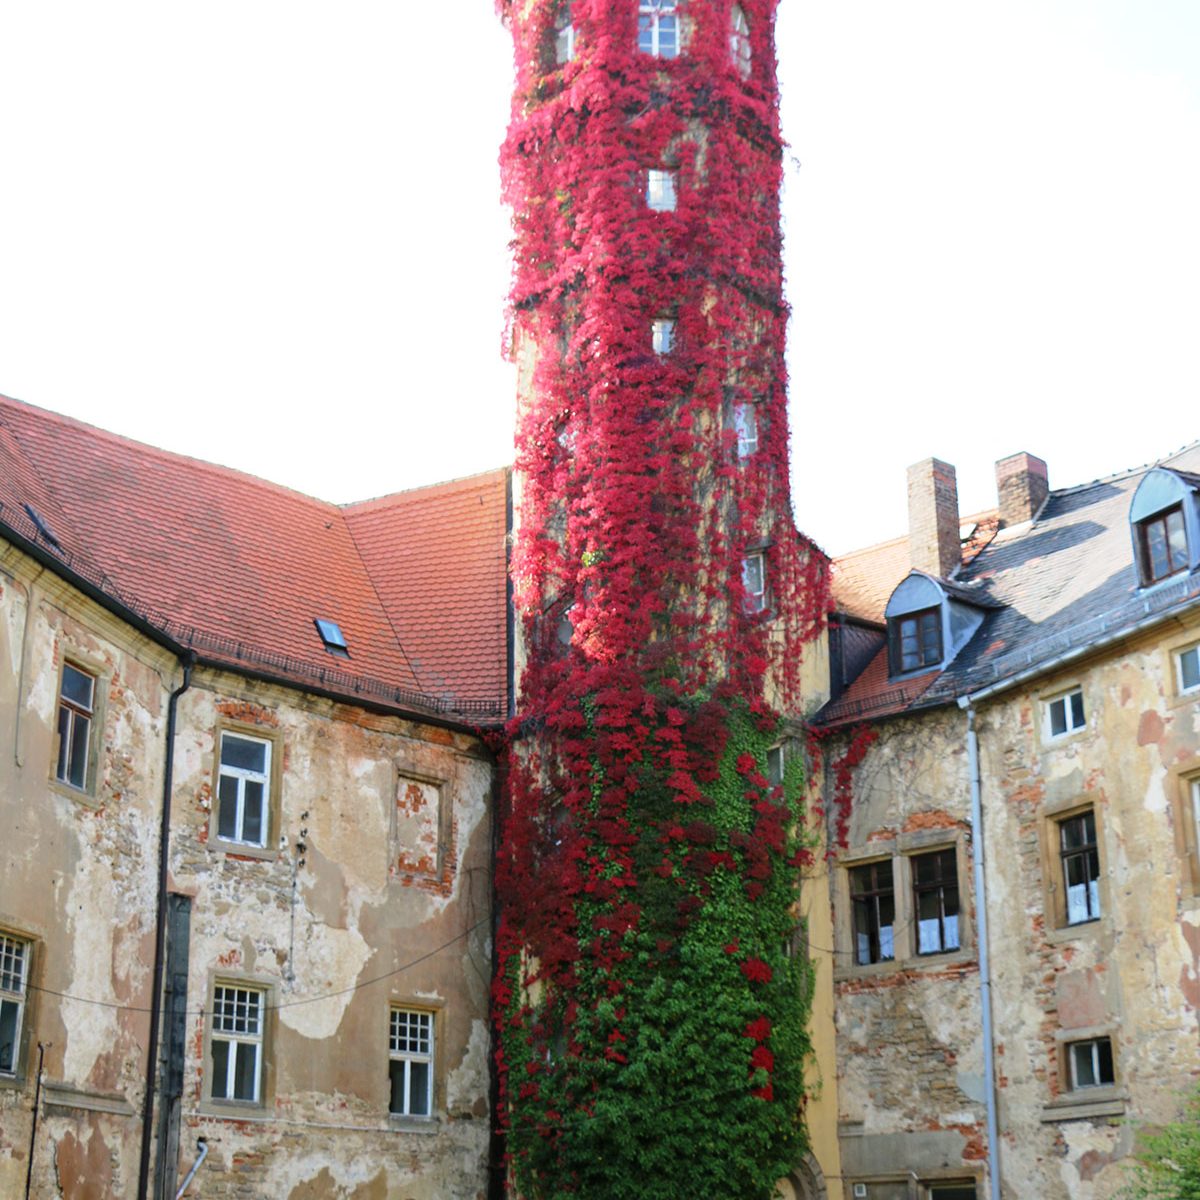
(137, 653), (194, 1200)
(965, 706), (1001, 1200)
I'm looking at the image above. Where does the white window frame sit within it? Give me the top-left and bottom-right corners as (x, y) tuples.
(554, 4), (576, 63)
(210, 984), (265, 1105)
(742, 552), (767, 614)
(217, 732), (272, 847)
(56, 662), (95, 790)
(646, 168), (677, 212)
(1067, 1036), (1115, 1090)
(638, 1), (679, 58)
(1045, 688), (1085, 740)
(0, 933), (30, 1077)
(652, 318), (675, 355)
(733, 402), (758, 457)
(766, 744), (784, 788)
(730, 4), (752, 77)
(389, 1007), (435, 1118)
(1176, 643), (1200, 695)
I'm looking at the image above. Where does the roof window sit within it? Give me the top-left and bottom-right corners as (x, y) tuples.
(1129, 467), (1200, 588)
(884, 571), (993, 679)
(314, 618), (350, 658)
(23, 503), (62, 552)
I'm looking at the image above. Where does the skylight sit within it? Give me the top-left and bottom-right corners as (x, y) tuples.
(23, 503), (62, 551)
(314, 618), (349, 658)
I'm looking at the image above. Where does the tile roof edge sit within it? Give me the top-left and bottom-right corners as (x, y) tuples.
(341, 466), (512, 511)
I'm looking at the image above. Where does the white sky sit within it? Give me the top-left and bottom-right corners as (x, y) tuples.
(1, 2), (1197, 555)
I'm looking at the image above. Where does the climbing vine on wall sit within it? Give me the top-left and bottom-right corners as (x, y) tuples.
(493, 2), (830, 1196)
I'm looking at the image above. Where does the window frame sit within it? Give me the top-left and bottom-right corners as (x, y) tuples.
(849, 858), (896, 966)
(733, 402), (758, 458)
(888, 606), (943, 675)
(741, 552), (768, 615)
(216, 730), (272, 849)
(730, 4), (752, 78)
(207, 981), (268, 1108)
(1044, 686), (1086, 741)
(911, 847), (962, 957)
(1136, 503), (1189, 585)
(0, 930), (33, 1083)
(54, 660), (99, 795)
(645, 168), (677, 212)
(637, 0), (679, 58)
(388, 1006), (437, 1120)
(1175, 642), (1200, 696)
(210, 722), (282, 859)
(651, 317), (675, 356)
(1065, 1035), (1116, 1091)
(1040, 802), (1105, 935)
(553, 3), (576, 64)
(1058, 809), (1101, 926)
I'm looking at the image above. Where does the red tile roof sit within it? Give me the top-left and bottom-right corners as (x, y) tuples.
(0, 394), (509, 723)
(817, 646), (940, 728)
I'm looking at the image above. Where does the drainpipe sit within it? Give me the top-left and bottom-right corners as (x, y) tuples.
(174, 1139), (208, 1199)
(136, 653), (195, 1200)
(23, 1042), (46, 1200)
(964, 704), (1002, 1200)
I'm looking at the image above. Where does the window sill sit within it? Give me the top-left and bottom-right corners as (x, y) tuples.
(199, 1099), (269, 1120)
(48, 777), (101, 809)
(1041, 1087), (1127, 1123)
(1043, 916), (1105, 947)
(211, 837), (278, 863)
(388, 1114), (441, 1135)
(834, 947), (974, 983)
(42, 1083), (135, 1118)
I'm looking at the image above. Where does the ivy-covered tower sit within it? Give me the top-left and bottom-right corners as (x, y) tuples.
(494, 3), (827, 1196)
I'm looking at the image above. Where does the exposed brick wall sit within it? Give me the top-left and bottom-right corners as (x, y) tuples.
(995, 452), (1049, 527)
(906, 457), (960, 578)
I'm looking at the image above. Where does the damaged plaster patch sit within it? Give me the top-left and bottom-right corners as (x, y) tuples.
(278, 921), (371, 1040)
(62, 856), (119, 1084)
(447, 1018), (490, 1115)
(1142, 762), (1167, 815)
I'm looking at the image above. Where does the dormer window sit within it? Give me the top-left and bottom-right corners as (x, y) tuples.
(1129, 467), (1200, 588)
(891, 608), (941, 674)
(1137, 504), (1187, 584)
(742, 552), (767, 614)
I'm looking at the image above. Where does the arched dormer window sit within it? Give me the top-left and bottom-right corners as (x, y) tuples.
(1129, 467), (1200, 587)
(554, 3), (576, 64)
(884, 571), (994, 678)
(730, 4), (751, 78)
(639, 1), (679, 58)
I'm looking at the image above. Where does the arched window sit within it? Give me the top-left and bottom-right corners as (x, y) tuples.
(730, 4), (751, 78)
(554, 3), (576, 64)
(638, 1), (679, 59)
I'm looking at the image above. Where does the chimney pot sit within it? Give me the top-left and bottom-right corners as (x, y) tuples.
(907, 457), (960, 578)
(996, 452), (1049, 527)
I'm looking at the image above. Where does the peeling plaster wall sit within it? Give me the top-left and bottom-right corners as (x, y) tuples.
(829, 707), (989, 1193)
(0, 544), (494, 1199)
(979, 621), (1200, 1200)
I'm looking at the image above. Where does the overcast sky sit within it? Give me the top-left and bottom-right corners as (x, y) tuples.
(1, 2), (1197, 555)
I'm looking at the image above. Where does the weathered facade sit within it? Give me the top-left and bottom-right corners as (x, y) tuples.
(820, 448), (1200, 1199)
(0, 395), (509, 1198)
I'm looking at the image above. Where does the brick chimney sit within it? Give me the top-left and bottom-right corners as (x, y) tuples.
(907, 457), (960, 579)
(995, 452), (1049, 527)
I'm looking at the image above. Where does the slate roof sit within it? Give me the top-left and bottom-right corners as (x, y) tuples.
(0, 393), (510, 724)
(819, 444), (1200, 727)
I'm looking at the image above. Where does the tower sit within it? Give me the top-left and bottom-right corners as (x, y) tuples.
(494, 3), (827, 1195)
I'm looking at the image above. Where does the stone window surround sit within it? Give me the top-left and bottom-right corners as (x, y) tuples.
(0, 921), (38, 1089)
(1037, 679), (1087, 747)
(200, 970), (276, 1117)
(1041, 1021), (1127, 1123)
(834, 828), (973, 981)
(1038, 797), (1109, 943)
(49, 648), (109, 807)
(1169, 754), (1200, 901)
(841, 1173), (982, 1199)
(1159, 622), (1200, 710)
(388, 996), (445, 1131)
(209, 718), (284, 861)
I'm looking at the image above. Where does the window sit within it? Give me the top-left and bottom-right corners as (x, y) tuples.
(1193, 778), (1200, 865)
(389, 1008), (434, 1118)
(730, 4), (751, 77)
(1137, 504), (1188, 584)
(314, 618), (349, 657)
(0, 934), (30, 1076)
(926, 1186), (977, 1200)
(766, 744), (784, 788)
(912, 849), (961, 955)
(1067, 1036), (1114, 1089)
(741, 553), (767, 614)
(638, 1), (678, 58)
(554, 3), (576, 63)
(1059, 810), (1100, 925)
(56, 663), (95, 790)
(1045, 688), (1085, 739)
(1177, 643), (1200, 694)
(850, 860), (895, 965)
(646, 168), (677, 212)
(733, 403), (758, 457)
(651, 318), (675, 355)
(890, 608), (941, 674)
(210, 985), (265, 1104)
(217, 733), (271, 847)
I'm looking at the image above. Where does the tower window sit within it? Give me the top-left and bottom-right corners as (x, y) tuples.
(730, 4), (752, 77)
(638, 1), (679, 58)
(554, 3), (576, 64)
(733, 403), (758, 457)
(646, 169), (677, 212)
(652, 318), (675, 355)
(741, 553), (767, 613)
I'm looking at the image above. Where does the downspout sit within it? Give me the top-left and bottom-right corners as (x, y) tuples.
(964, 704), (1002, 1200)
(174, 1138), (208, 1199)
(136, 653), (195, 1200)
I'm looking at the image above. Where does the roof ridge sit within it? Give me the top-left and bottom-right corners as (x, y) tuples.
(0, 392), (342, 511)
(1047, 438), (1200, 498)
(341, 466), (511, 511)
